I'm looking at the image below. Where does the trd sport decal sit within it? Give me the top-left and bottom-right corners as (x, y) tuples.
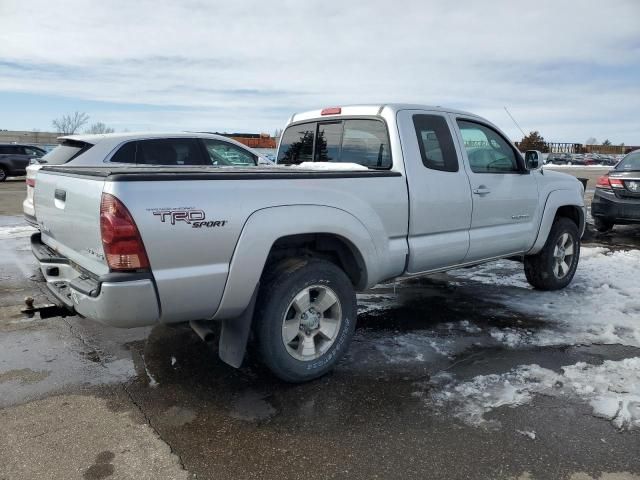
(148, 207), (227, 228)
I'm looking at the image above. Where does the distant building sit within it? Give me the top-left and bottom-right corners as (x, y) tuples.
(0, 130), (60, 145)
(212, 132), (277, 149)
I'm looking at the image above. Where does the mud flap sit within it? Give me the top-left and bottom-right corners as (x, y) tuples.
(218, 285), (259, 368)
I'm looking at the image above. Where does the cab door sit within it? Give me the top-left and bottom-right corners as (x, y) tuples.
(450, 115), (540, 261)
(398, 110), (472, 273)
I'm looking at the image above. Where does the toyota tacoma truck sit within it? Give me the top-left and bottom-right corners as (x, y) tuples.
(30, 104), (585, 382)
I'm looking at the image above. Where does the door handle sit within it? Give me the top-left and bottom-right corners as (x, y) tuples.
(54, 189), (66, 202)
(472, 187), (491, 195)
(54, 188), (66, 209)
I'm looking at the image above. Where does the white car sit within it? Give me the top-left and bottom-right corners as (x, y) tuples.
(23, 132), (272, 226)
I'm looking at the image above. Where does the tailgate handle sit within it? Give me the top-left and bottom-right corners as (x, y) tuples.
(54, 189), (66, 202)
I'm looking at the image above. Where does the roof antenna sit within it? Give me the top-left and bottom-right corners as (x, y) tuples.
(504, 106), (527, 138)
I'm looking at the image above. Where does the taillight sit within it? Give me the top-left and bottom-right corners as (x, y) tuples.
(596, 175), (624, 190)
(596, 175), (610, 189)
(26, 178), (35, 187)
(609, 178), (624, 189)
(100, 193), (149, 271)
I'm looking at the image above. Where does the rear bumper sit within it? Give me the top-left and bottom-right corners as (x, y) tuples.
(32, 233), (160, 328)
(592, 189), (640, 224)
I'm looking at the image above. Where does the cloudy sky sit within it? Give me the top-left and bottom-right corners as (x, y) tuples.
(1, 0), (639, 144)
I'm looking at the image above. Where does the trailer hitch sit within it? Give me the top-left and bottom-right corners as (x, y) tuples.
(21, 296), (71, 319)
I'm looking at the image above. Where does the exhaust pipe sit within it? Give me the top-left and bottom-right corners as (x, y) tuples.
(189, 320), (217, 343)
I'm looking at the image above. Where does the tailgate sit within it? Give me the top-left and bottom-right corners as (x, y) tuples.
(34, 170), (109, 276)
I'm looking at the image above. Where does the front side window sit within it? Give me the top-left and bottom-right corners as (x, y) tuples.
(277, 123), (316, 164)
(23, 146), (45, 157)
(413, 115), (458, 172)
(203, 139), (257, 166)
(457, 120), (520, 173)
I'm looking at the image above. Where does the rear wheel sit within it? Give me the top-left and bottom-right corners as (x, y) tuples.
(0, 167), (7, 182)
(255, 258), (357, 383)
(524, 217), (580, 290)
(594, 217), (614, 233)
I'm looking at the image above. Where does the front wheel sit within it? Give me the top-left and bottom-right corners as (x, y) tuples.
(255, 258), (357, 382)
(524, 218), (580, 290)
(0, 167), (7, 182)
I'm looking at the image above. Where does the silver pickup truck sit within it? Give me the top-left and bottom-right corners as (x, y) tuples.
(31, 104), (585, 382)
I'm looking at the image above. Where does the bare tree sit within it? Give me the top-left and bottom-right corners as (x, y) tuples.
(601, 139), (611, 146)
(85, 122), (115, 134)
(52, 112), (90, 135)
(585, 137), (597, 145)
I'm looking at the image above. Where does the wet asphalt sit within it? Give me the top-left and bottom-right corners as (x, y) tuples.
(1, 170), (639, 480)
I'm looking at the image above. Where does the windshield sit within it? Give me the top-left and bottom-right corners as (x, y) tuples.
(40, 140), (92, 165)
(615, 151), (640, 171)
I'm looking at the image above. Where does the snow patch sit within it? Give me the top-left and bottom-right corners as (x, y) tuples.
(0, 225), (37, 240)
(427, 357), (640, 431)
(516, 429), (536, 440)
(289, 162), (369, 171)
(449, 247), (640, 349)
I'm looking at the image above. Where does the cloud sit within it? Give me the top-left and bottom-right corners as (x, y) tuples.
(0, 0), (639, 142)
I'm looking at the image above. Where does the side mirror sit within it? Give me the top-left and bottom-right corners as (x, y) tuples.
(525, 150), (543, 170)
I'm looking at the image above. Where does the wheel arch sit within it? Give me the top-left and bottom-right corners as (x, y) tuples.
(528, 190), (585, 255)
(214, 205), (379, 322)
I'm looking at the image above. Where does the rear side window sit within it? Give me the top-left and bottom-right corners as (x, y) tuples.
(110, 142), (136, 163)
(413, 115), (458, 172)
(278, 118), (392, 169)
(0, 145), (21, 154)
(40, 140), (92, 165)
(278, 123), (315, 164)
(110, 138), (207, 166)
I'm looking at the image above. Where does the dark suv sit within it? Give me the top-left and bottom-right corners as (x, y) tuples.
(592, 149), (640, 231)
(0, 144), (46, 181)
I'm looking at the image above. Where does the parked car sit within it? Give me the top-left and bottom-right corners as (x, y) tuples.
(546, 153), (573, 165)
(592, 149), (640, 232)
(23, 132), (268, 226)
(29, 104), (585, 382)
(0, 143), (46, 181)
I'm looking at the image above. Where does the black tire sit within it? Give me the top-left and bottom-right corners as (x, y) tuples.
(255, 257), (357, 383)
(0, 167), (7, 182)
(594, 217), (614, 233)
(524, 217), (580, 291)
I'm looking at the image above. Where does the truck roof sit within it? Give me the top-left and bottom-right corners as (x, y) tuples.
(289, 103), (477, 123)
